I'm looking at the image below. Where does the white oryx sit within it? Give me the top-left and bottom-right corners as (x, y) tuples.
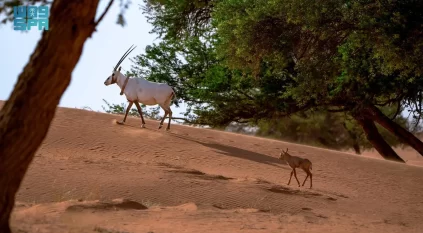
(104, 45), (176, 131)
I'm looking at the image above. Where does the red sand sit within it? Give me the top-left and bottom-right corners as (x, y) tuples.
(1, 102), (422, 232)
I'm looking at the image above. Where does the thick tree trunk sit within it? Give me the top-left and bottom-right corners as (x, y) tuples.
(354, 116), (405, 162)
(364, 105), (423, 157)
(0, 0), (100, 232)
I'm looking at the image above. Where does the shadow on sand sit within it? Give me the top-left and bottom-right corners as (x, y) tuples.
(115, 122), (288, 168)
(168, 132), (289, 169)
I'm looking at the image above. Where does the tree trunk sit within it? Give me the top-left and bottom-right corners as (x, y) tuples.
(0, 0), (100, 232)
(364, 105), (423, 157)
(354, 116), (405, 162)
(352, 142), (361, 155)
(342, 122), (361, 154)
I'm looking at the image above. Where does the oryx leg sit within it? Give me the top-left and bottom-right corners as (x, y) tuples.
(163, 92), (174, 131)
(163, 105), (172, 131)
(117, 102), (133, 125)
(158, 105), (169, 130)
(166, 108), (173, 131)
(134, 102), (146, 128)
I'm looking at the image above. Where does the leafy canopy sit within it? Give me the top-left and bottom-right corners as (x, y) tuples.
(213, 0), (423, 117)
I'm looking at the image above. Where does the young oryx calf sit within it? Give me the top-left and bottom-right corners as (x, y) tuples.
(103, 45), (177, 131)
(278, 148), (313, 188)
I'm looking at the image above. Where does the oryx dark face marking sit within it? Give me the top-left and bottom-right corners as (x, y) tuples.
(104, 71), (117, 86)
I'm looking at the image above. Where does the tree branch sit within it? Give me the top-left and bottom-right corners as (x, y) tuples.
(390, 100), (402, 120)
(234, 119), (250, 124)
(169, 117), (195, 124)
(327, 107), (348, 113)
(235, 88), (255, 101)
(94, 0), (114, 28)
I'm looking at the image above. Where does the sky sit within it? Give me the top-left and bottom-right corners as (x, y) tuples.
(0, 0), (187, 117)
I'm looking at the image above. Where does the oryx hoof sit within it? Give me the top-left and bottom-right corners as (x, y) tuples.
(166, 128), (170, 131)
(116, 120), (125, 125)
(158, 125), (163, 129)
(141, 124), (146, 128)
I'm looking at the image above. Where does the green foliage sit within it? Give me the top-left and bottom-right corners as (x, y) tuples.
(129, 34), (304, 127)
(213, 0), (423, 117)
(140, 0), (423, 123)
(142, 0), (214, 40)
(134, 0), (423, 154)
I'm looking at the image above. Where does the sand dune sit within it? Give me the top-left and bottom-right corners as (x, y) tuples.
(1, 102), (422, 232)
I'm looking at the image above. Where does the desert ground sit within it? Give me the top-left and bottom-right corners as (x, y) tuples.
(2, 101), (423, 233)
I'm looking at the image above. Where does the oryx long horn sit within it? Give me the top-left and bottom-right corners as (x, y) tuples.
(114, 44), (136, 71)
(117, 44), (135, 67)
(114, 44), (137, 71)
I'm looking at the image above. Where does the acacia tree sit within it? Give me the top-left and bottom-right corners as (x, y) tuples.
(212, 0), (423, 162)
(128, 34), (409, 154)
(0, 0), (127, 231)
(141, 0), (423, 162)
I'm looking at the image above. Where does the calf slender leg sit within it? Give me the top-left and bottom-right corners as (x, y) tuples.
(287, 170), (293, 185)
(293, 168), (301, 187)
(301, 167), (310, 187)
(302, 173), (309, 187)
(117, 102), (133, 124)
(309, 173), (313, 188)
(134, 102), (146, 128)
